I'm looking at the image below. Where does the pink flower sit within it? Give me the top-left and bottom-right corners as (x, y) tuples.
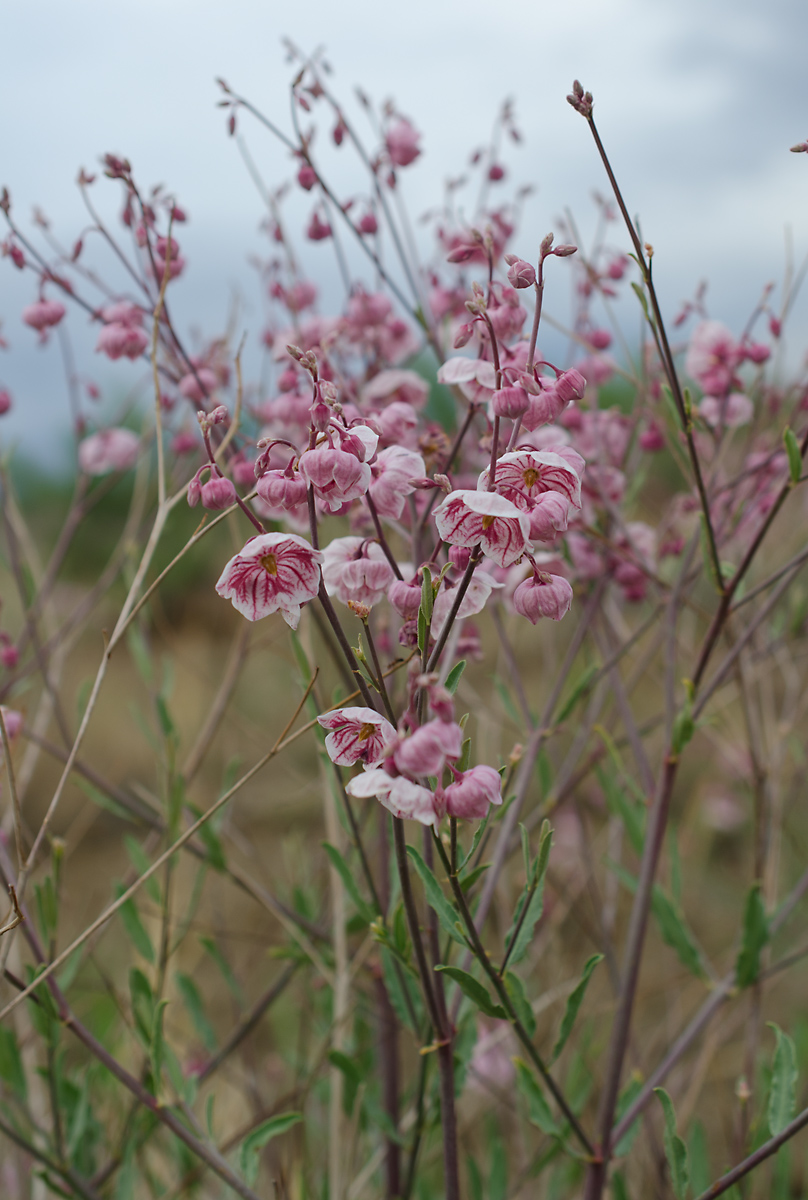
(505, 256), (536, 289)
(317, 707), (396, 766)
(322, 537), (394, 608)
(215, 532), (323, 627)
(513, 572), (573, 623)
(440, 765), (502, 820)
(179, 368), (218, 403)
(200, 471), (237, 510)
(491, 386), (530, 419)
(434, 490), (531, 568)
(385, 119), (421, 167)
(699, 392), (754, 430)
(306, 211), (332, 241)
(431, 570), (503, 635)
(436, 357), (497, 404)
(685, 321), (740, 396)
(480, 450), (583, 510)
(22, 299), (66, 331)
(360, 368), (429, 410)
(96, 322), (149, 360)
(375, 401), (419, 449)
(393, 719), (463, 777)
(0, 707), (23, 742)
(346, 769), (438, 826)
(0, 389), (11, 416)
(369, 446), (426, 518)
(299, 446), (372, 512)
(388, 577), (422, 620)
(256, 467), (308, 510)
(78, 428), (139, 475)
(527, 491), (572, 541)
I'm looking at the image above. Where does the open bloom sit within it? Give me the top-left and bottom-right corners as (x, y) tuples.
(393, 719), (463, 777)
(215, 532), (323, 627)
(317, 707), (396, 766)
(322, 537), (394, 608)
(22, 299), (66, 331)
(434, 490), (530, 568)
(479, 450), (582, 510)
(369, 446), (426, 518)
(385, 119), (421, 167)
(440, 765), (503, 820)
(346, 768), (438, 826)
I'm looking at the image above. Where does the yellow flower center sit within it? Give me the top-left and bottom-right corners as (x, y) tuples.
(358, 722), (376, 741)
(260, 553), (278, 575)
(522, 467), (538, 488)
(481, 514), (495, 529)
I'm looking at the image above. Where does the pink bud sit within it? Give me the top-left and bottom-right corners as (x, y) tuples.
(0, 389), (11, 416)
(554, 369), (587, 404)
(172, 431), (198, 455)
(742, 342), (770, 364)
(0, 644), (19, 670)
(454, 323), (475, 348)
(187, 477), (202, 507)
(513, 572), (573, 623)
(588, 328), (612, 350)
(449, 545), (471, 571)
(200, 472), (237, 510)
(358, 212), (378, 235)
(506, 258), (536, 289)
(306, 212), (332, 241)
(297, 165), (318, 191)
(639, 422), (665, 452)
(388, 578), (422, 620)
(441, 765), (502, 820)
(488, 163), (505, 182)
(179, 368), (218, 403)
(552, 244), (578, 257)
(491, 385), (530, 418)
(22, 299), (66, 331)
(769, 316), (782, 339)
(386, 119), (421, 168)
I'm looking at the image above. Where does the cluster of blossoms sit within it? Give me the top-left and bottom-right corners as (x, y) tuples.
(1, 63), (783, 829)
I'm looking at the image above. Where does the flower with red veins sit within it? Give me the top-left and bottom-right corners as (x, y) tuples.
(685, 320), (741, 396)
(179, 367), (218, 403)
(479, 449), (583, 511)
(96, 322), (149, 360)
(527, 491), (572, 541)
(435, 490), (531, 568)
(431, 570), (504, 636)
(322, 537), (394, 608)
(385, 118), (421, 167)
(699, 392), (754, 430)
(78, 428), (139, 475)
(513, 571), (573, 623)
(393, 719), (464, 778)
(440, 765), (503, 820)
(369, 446), (426, 518)
(346, 768), (438, 826)
(215, 532), (323, 627)
(317, 706), (396, 767)
(298, 445), (372, 511)
(22, 299), (66, 331)
(360, 368), (429, 410)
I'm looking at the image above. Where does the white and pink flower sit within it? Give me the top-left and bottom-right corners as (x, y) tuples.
(317, 707), (396, 767)
(369, 446), (426, 518)
(346, 768), (438, 826)
(215, 532), (323, 627)
(78, 428), (139, 476)
(440, 765), (503, 820)
(512, 572), (573, 623)
(322, 537), (394, 608)
(434, 490), (531, 568)
(479, 449), (583, 511)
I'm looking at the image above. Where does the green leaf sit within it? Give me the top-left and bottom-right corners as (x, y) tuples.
(176, 973), (217, 1052)
(405, 845), (467, 947)
(784, 426), (802, 485)
(150, 999), (169, 1095)
(420, 565), (434, 622)
(735, 883), (769, 988)
(651, 889), (706, 980)
(688, 1121), (711, 1197)
(630, 280), (650, 320)
(467, 1156), (484, 1200)
(129, 968), (154, 1044)
(514, 1058), (559, 1136)
(555, 664), (598, 724)
(155, 694), (176, 740)
(445, 659), (467, 695)
(323, 842), (375, 922)
(613, 1073), (643, 1157)
(654, 1088), (689, 1200)
(124, 836), (161, 904)
(489, 1136), (508, 1200)
(115, 885), (154, 963)
(239, 1113), (303, 1186)
(199, 937), (244, 1004)
(459, 811), (490, 873)
(328, 1049), (362, 1114)
(434, 966), (506, 1020)
(550, 954), (603, 1063)
(0, 1026), (26, 1100)
(504, 971), (536, 1038)
(417, 607), (427, 655)
(597, 767), (644, 856)
(504, 820), (552, 967)
(768, 1023), (798, 1136)
(380, 947), (422, 1035)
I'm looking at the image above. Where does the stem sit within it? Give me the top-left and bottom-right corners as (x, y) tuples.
(693, 1104), (808, 1200)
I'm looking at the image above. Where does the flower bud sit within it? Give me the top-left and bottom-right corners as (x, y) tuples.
(297, 165), (318, 191)
(200, 472), (237, 510)
(491, 385), (530, 418)
(358, 212), (378, 235)
(552, 243), (578, 257)
(0, 389), (11, 416)
(554, 369), (587, 404)
(513, 572), (573, 623)
(187, 477), (202, 507)
(454, 322), (474, 348)
(506, 257), (536, 289)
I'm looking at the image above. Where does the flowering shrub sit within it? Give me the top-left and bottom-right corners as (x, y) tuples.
(1, 47), (808, 1200)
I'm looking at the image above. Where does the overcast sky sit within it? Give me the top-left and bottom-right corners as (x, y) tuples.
(2, 0), (807, 459)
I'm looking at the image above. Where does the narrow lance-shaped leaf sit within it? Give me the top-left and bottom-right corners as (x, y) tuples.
(784, 426), (802, 485)
(434, 966), (506, 1019)
(323, 842), (376, 922)
(654, 1087), (689, 1200)
(150, 999), (169, 1098)
(445, 658), (467, 695)
(514, 1058), (559, 1136)
(550, 954), (603, 1064)
(735, 882), (769, 988)
(504, 820), (553, 967)
(405, 844), (468, 947)
(767, 1023), (798, 1136)
(239, 1113), (303, 1186)
(503, 970), (536, 1038)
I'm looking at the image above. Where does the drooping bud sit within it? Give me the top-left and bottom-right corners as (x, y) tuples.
(297, 164), (318, 191)
(505, 257), (536, 289)
(491, 386), (530, 418)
